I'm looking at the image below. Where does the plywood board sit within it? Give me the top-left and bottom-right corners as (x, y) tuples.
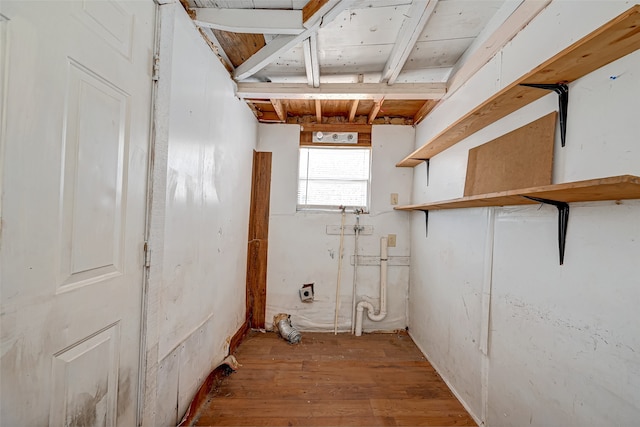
(463, 112), (556, 196)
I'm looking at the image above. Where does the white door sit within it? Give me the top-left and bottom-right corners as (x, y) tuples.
(0, 1), (156, 425)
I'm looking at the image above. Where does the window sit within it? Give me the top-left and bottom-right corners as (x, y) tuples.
(297, 147), (371, 211)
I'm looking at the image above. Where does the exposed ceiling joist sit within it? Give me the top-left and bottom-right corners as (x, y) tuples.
(193, 8), (304, 35)
(368, 99), (384, 124)
(380, 0), (439, 85)
(233, 0), (353, 81)
(271, 99), (286, 122)
(446, 0), (552, 96)
(413, 100), (438, 124)
(315, 99), (322, 122)
(348, 100), (359, 123)
(236, 82), (446, 100)
(303, 33), (320, 88)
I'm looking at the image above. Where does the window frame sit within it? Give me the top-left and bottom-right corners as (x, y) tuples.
(296, 145), (372, 213)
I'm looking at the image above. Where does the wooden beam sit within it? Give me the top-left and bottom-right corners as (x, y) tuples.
(246, 151), (272, 330)
(270, 99), (286, 122)
(368, 99), (384, 124)
(381, 0), (438, 84)
(447, 0), (551, 97)
(234, 1), (352, 81)
(315, 99), (322, 123)
(348, 100), (359, 123)
(256, 112), (284, 122)
(193, 8), (304, 34)
(412, 99), (437, 124)
(302, 33), (320, 88)
(245, 101), (263, 119)
(236, 82), (446, 100)
(300, 123), (372, 133)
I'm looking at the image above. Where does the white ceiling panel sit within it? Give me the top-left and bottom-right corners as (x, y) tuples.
(260, 43), (307, 75)
(319, 44), (393, 74)
(404, 38), (472, 69)
(190, 0), (296, 8)
(318, 5), (410, 48)
(418, 0), (505, 41)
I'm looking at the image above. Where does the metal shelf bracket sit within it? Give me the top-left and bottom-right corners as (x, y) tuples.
(423, 210), (429, 238)
(523, 196), (570, 265)
(520, 83), (569, 147)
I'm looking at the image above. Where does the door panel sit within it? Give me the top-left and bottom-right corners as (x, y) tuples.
(0, 1), (155, 426)
(59, 60), (128, 291)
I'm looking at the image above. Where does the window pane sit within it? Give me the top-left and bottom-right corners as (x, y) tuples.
(302, 180), (368, 206)
(301, 148), (370, 180)
(298, 147), (371, 209)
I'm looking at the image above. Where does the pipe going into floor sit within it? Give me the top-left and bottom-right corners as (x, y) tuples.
(355, 236), (388, 336)
(350, 208), (363, 334)
(333, 206), (346, 335)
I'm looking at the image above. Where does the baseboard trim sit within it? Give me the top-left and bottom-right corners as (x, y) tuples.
(408, 331), (484, 426)
(177, 320), (250, 426)
(230, 318), (251, 354)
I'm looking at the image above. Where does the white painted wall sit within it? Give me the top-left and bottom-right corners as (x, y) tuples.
(408, 1), (640, 426)
(258, 125), (414, 333)
(144, 5), (257, 426)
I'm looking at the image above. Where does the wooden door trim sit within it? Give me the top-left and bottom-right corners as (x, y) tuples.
(246, 150), (272, 329)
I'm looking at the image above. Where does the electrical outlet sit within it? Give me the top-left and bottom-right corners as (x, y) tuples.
(390, 193), (398, 205)
(387, 234), (396, 247)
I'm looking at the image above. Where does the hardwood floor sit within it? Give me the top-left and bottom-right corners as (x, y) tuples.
(192, 330), (477, 426)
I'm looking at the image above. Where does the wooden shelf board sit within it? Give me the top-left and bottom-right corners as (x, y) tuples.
(397, 5), (640, 167)
(394, 175), (640, 211)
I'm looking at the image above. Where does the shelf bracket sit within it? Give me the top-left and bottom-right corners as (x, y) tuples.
(423, 210), (429, 238)
(425, 159), (430, 186)
(519, 83), (569, 147)
(523, 196), (570, 265)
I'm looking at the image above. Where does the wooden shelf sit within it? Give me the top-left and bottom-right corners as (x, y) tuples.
(394, 175), (640, 212)
(397, 5), (640, 167)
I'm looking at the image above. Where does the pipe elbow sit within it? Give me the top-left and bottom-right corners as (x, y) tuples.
(357, 300), (373, 313)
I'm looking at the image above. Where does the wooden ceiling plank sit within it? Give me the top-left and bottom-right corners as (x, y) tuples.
(212, 29), (266, 68)
(236, 82), (446, 100)
(234, 0), (353, 80)
(198, 28), (235, 72)
(271, 99), (287, 122)
(193, 8), (304, 34)
(302, 0), (331, 24)
(348, 100), (359, 123)
(368, 99), (384, 124)
(381, 0), (439, 85)
(315, 99), (322, 123)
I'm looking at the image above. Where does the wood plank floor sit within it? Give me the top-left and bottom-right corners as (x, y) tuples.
(192, 331), (476, 427)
